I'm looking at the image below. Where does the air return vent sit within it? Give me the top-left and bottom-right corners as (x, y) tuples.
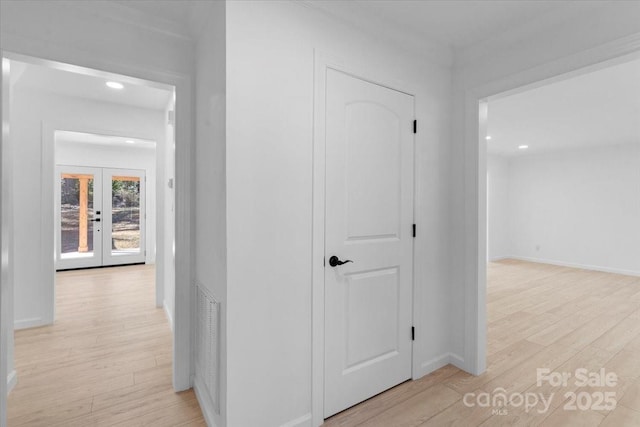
(195, 284), (220, 414)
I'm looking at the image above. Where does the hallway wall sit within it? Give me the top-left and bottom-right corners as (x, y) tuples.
(225, 2), (452, 425)
(11, 86), (165, 329)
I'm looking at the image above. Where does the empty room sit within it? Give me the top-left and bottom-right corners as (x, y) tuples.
(1, 1), (640, 427)
(484, 58), (640, 425)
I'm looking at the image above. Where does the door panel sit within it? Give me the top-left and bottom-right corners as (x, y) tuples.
(102, 169), (146, 266)
(344, 267), (400, 371)
(324, 69), (414, 417)
(56, 166), (103, 270)
(345, 102), (401, 240)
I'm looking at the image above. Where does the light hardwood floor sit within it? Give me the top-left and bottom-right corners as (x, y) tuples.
(324, 259), (640, 427)
(7, 265), (205, 426)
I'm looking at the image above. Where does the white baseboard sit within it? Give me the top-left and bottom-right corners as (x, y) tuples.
(417, 353), (466, 378)
(448, 353), (466, 371)
(509, 256), (640, 277)
(489, 255), (511, 262)
(14, 317), (45, 330)
(280, 413), (312, 427)
(163, 301), (174, 332)
(194, 376), (218, 427)
(7, 369), (17, 393)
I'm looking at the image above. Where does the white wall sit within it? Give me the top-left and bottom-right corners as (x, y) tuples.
(490, 144), (640, 275)
(487, 154), (510, 261)
(194, 1), (226, 425)
(225, 2), (452, 426)
(11, 86), (165, 329)
(451, 3), (640, 372)
(55, 139), (157, 265)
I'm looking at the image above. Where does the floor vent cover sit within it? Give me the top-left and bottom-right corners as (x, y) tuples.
(195, 284), (220, 414)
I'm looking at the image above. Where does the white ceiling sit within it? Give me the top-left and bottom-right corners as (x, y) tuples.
(487, 58), (640, 157)
(56, 131), (156, 149)
(313, 0), (576, 49)
(113, 0), (193, 27)
(13, 61), (172, 111)
(112, 1), (613, 52)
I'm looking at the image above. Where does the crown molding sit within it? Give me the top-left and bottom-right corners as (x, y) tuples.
(299, 0), (454, 68)
(73, 1), (195, 43)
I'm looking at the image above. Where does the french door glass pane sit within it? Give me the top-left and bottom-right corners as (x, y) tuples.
(111, 176), (141, 255)
(60, 175), (94, 259)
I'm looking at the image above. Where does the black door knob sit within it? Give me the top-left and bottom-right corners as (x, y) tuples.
(329, 256), (353, 267)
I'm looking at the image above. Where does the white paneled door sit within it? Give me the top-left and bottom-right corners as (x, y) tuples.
(324, 69), (415, 417)
(56, 166), (146, 270)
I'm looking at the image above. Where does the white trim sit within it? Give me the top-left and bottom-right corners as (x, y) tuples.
(508, 256), (640, 278)
(465, 35), (640, 376)
(489, 256), (511, 262)
(14, 318), (45, 330)
(280, 413), (313, 427)
(1, 56), (11, 427)
(449, 353), (466, 370)
(311, 50), (327, 427)
(193, 376), (218, 427)
(163, 300), (174, 331)
(416, 353), (464, 378)
(71, 1), (194, 43)
(6, 369), (16, 394)
(312, 50), (418, 426)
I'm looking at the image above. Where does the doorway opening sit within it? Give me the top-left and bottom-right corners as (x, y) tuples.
(471, 51), (640, 424)
(1, 52), (195, 423)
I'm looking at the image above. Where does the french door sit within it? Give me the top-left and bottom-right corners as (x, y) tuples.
(55, 166), (146, 270)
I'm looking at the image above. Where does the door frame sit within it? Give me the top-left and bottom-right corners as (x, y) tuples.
(0, 56), (11, 427)
(464, 37), (640, 376)
(311, 50), (417, 426)
(0, 50), (193, 394)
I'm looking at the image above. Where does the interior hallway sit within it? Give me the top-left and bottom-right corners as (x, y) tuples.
(325, 260), (640, 426)
(7, 265), (204, 426)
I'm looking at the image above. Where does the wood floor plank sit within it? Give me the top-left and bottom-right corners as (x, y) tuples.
(358, 384), (461, 427)
(7, 265), (204, 426)
(600, 405), (640, 427)
(323, 365), (460, 427)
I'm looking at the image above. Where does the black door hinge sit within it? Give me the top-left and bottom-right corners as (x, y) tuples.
(411, 326), (415, 341)
(412, 224), (416, 238)
(413, 120), (417, 134)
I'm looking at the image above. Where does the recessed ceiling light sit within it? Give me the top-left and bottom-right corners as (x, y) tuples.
(485, 136), (492, 140)
(125, 140), (135, 144)
(106, 81), (124, 90)
(518, 145), (529, 150)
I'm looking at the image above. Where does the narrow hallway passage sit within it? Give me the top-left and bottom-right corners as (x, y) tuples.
(7, 265), (204, 426)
